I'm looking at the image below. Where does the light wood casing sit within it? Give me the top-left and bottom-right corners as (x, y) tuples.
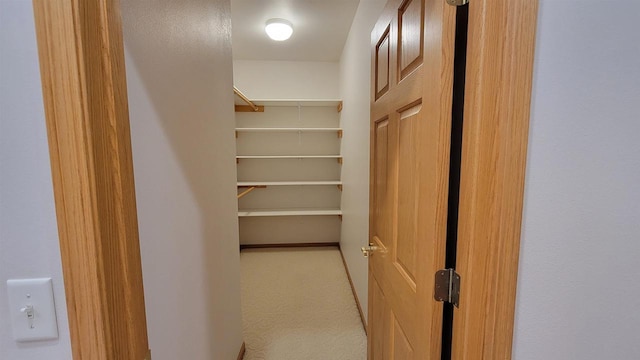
(452, 0), (539, 358)
(32, 0), (150, 358)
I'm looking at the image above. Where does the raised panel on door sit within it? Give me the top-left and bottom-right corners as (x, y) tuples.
(375, 27), (391, 99)
(369, 274), (390, 360)
(393, 316), (414, 359)
(398, 0), (424, 79)
(372, 117), (391, 249)
(395, 102), (422, 285)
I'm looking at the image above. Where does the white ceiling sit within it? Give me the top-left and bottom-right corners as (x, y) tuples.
(231, 0), (361, 62)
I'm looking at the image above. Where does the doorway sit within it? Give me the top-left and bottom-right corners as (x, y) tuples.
(28, 0), (538, 358)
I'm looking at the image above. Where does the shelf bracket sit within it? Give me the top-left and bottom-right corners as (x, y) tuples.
(237, 186), (257, 199)
(234, 105), (264, 112)
(233, 86), (262, 112)
(237, 185), (267, 199)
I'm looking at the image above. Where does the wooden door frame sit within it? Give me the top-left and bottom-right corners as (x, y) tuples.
(452, 0), (539, 358)
(30, 0), (536, 358)
(32, 0), (150, 359)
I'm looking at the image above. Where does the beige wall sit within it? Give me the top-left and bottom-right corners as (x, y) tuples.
(513, 1), (640, 358)
(0, 1), (72, 358)
(121, 0), (243, 359)
(233, 60), (340, 99)
(337, 0), (386, 320)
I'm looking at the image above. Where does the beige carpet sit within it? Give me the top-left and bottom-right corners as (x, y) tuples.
(240, 247), (367, 360)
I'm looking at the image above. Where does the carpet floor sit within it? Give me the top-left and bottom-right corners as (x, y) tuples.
(240, 247), (367, 360)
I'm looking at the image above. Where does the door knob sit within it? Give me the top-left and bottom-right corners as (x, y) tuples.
(361, 244), (379, 257)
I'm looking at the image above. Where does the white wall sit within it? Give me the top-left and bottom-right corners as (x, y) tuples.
(0, 1), (72, 359)
(338, 0), (386, 320)
(233, 60), (339, 99)
(513, 1), (640, 358)
(120, 0), (243, 359)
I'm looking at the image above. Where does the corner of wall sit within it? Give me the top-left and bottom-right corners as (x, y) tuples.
(337, 0), (386, 319)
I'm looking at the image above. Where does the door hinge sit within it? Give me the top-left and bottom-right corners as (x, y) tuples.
(446, 0), (469, 6)
(434, 269), (461, 307)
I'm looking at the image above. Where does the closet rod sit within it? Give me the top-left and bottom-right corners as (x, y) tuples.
(233, 86), (259, 112)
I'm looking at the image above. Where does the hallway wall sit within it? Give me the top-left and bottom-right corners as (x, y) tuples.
(513, 1), (640, 358)
(337, 0), (386, 322)
(120, 0), (243, 359)
(233, 60), (339, 99)
(0, 1), (72, 359)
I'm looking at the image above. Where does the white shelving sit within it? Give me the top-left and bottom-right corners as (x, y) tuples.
(238, 209), (343, 217)
(250, 99), (342, 107)
(236, 128), (342, 132)
(236, 155), (342, 160)
(238, 181), (342, 187)
(235, 98), (343, 245)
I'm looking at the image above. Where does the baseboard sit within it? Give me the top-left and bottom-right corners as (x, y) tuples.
(338, 245), (367, 334)
(240, 242), (339, 250)
(237, 342), (245, 360)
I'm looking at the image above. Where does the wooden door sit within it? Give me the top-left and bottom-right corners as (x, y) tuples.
(368, 0), (455, 359)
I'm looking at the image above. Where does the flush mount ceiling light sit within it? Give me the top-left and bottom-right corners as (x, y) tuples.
(265, 18), (293, 41)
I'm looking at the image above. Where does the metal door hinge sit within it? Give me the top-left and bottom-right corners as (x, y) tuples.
(434, 269), (461, 307)
(446, 0), (469, 6)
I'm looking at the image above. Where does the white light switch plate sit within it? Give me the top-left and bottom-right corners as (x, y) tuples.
(7, 278), (59, 342)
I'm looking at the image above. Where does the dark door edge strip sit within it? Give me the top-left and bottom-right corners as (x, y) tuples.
(441, 4), (469, 360)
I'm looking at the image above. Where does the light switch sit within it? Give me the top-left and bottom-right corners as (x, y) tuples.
(6, 278), (59, 342)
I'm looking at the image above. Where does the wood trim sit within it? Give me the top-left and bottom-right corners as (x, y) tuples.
(235, 105), (265, 112)
(338, 247), (367, 334)
(32, 0), (149, 359)
(233, 86), (260, 111)
(237, 186), (258, 199)
(237, 342), (246, 360)
(452, 0), (539, 358)
(239, 242), (340, 250)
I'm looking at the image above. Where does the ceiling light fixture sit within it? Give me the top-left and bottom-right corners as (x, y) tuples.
(265, 18), (293, 41)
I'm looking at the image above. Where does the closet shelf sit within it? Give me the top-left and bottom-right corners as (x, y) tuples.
(250, 99), (342, 107)
(235, 128), (342, 132)
(236, 155), (342, 159)
(238, 181), (342, 187)
(238, 209), (343, 217)
(235, 96), (343, 243)
(235, 128), (343, 138)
